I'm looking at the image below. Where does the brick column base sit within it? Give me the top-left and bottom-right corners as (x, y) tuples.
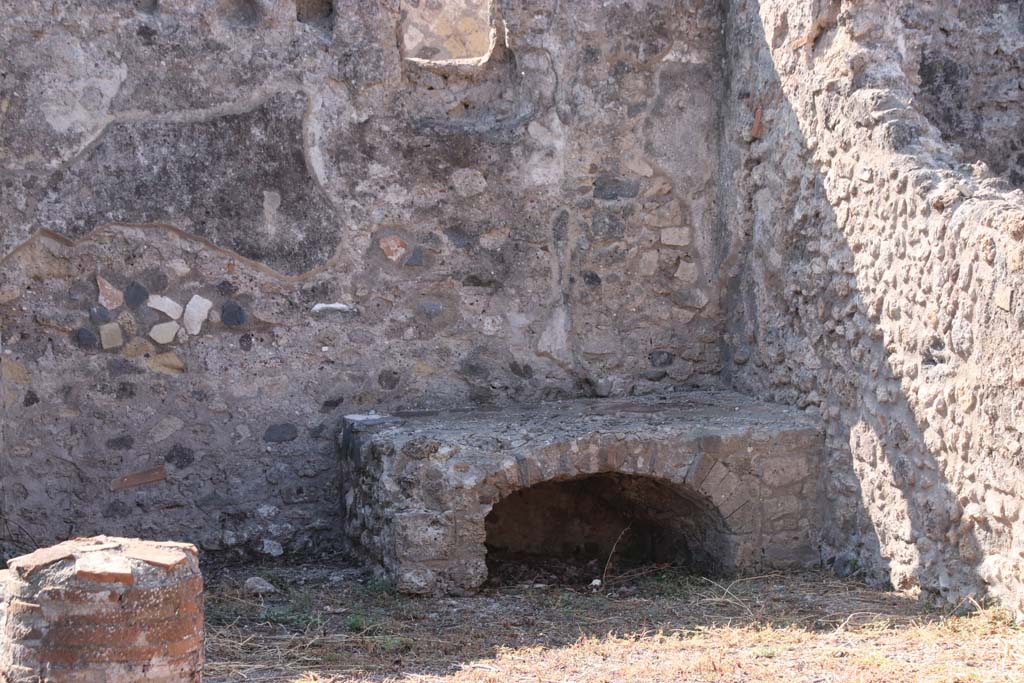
(0, 536), (202, 682)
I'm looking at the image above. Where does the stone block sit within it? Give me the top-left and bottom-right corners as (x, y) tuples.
(148, 321), (180, 345)
(393, 512), (454, 562)
(146, 295), (183, 320)
(661, 227), (692, 247)
(339, 391), (823, 594)
(98, 323), (123, 351)
(182, 295), (213, 335)
(995, 285), (1013, 311)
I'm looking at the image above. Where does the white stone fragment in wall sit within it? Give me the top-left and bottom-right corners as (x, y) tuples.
(674, 260), (699, 284)
(647, 201), (682, 228)
(995, 286), (1013, 312)
(147, 295), (183, 320)
(256, 504), (279, 519)
(98, 323), (123, 350)
(149, 321), (180, 344)
(183, 295), (213, 334)
(260, 539), (284, 557)
(343, 412), (384, 424)
(661, 227), (691, 247)
(1007, 244), (1024, 272)
(311, 302), (358, 316)
(639, 251), (660, 276)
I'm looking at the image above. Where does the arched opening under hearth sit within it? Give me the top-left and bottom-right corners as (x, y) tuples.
(484, 472), (734, 586)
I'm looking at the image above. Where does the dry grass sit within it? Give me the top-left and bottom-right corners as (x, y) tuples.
(204, 562), (1024, 682)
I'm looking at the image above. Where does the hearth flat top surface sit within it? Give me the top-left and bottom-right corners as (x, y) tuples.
(342, 390), (821, 448)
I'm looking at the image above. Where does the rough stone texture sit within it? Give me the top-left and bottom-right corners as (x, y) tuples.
(35, 91), (341, 275)
(907, 2), (1024, 187)
(99, 323), (124, 351)
(402, 0), (492, 62)
(339, 391), (823, 593)
(1, 0), (1024, 619)
(0, 0), (725, 561)
(182, 295), (212, 336)
(0, 536), (202, 682)
(720, 0), (1024, 618)
(147, 296), (184, 321)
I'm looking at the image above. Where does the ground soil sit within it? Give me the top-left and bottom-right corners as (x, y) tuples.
(204, 559), (1024, 682)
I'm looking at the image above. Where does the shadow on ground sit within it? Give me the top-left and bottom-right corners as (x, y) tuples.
(202, 560), (1020, 683)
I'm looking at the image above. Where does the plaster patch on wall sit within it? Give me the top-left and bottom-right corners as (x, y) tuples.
(36, 91), (342, 275)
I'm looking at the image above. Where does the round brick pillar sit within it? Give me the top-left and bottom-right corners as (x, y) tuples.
(0, 536), (202, 682)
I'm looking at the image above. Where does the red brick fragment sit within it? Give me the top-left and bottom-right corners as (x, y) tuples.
(7, 543), (75, 577)
(155, 540), (200, 558)
(37, 587), (119, 605)
(109, 465), (167, 491)
(73, 553), (135, 586)
(122, 544), (187, 570)
(71, 539), (122, 553)
(5, 599), (43, 619)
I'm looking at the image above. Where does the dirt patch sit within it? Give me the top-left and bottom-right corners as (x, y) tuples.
(204, 560), (1024, 682)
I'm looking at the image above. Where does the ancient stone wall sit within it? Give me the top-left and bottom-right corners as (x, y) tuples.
(4, 0), (1024, 619)
(904, 1), (1024, 187)
(722, 0), (1024, 617)
(0, 0), (727, 558)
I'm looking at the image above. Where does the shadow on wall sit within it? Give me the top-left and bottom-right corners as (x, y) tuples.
(724, 1), (985, 606)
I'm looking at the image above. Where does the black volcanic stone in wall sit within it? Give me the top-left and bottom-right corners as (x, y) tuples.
(222, 300), (247, 326)
(404, 248), (425, 267)
(107, 357), (143, 378)
(591, 210), (625, 240)
(509, 361), (534, 379)
(378, 369), (400, 390)
(89, 305), (112, 324)
(165, 444), (196, 468)
(416, 301), (444, 319)
(264, 423), (299, 443)
(124, 281), (149, 307)
(105, 434), (135, 450)
(321, 394), (345, 412)
(74, 327), (98, 349)
(134, 306), (161, 328)
(102, 500), (131, 519)
(593, 174), (640, 200)
(139, 268), (168, 293)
